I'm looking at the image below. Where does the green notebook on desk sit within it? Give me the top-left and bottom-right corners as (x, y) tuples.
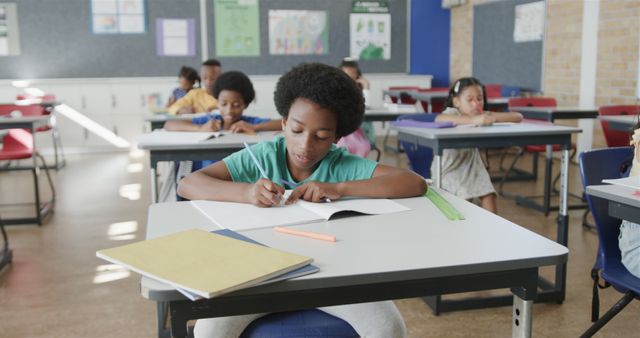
(96, 229), (312, 299)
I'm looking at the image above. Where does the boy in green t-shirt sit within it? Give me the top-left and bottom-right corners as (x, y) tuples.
(178, 63), (427, 338)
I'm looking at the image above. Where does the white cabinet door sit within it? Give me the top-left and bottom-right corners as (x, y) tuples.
(110, 84), (142, 115)
(44, 84), (86, 148)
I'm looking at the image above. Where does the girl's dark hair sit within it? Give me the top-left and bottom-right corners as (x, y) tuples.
(339, 58), (362, 77)
(212, 70), (255, 106)
(274, 63), (364, 138)
(445, 77), (488, 110)
(179, 66), (200, 86)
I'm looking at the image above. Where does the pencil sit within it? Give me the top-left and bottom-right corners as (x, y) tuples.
(274, 226), (336, 242)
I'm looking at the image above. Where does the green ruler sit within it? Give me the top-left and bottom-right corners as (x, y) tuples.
(426, 188), (465, 221)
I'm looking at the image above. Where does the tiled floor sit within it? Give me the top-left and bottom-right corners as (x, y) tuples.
(0, 144), (638, 337)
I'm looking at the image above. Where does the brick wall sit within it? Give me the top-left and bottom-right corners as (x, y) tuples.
(448, 0), (640, 147)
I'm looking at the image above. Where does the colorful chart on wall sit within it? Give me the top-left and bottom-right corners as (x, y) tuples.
(91, 0), (146, 34)
(0, 3), (21, 56)
(156, 18), (196, 57)
(214, 0), (260, 57)
(268, 10), (328, 55)
(350, 1), (390, 60)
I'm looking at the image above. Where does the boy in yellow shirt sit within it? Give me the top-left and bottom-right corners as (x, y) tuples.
(167, 59), (222, 114)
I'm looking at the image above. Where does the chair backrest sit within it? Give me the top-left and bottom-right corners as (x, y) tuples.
(0, 104), (46, 117)
(579, 147), (633, 278)
(397, 113), (437, 178)
(416, 87), (448, 113)
(388, 86), (420, 104)
(507, 97), (557, 109)
(599, 105), (639, 147)
(484, 84), (503, 99)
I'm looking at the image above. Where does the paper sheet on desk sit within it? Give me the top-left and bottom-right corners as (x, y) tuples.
(136, 131), (221, 145)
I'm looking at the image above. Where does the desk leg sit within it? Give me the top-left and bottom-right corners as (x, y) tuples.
(553, 147), (570, 302)
(151, 166), (158, 204)
(512, 295), (533, 338)
(434, 155), (442, 189)
(542, 145), (553, 215)
(157, 301), (171, 338)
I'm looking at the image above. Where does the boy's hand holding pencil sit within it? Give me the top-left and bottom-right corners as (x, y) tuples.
(247, 178), (285, 208)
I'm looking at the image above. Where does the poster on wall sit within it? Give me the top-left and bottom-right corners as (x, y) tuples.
(91, 0), (146, 34)
(350, 0), (390, 60)
(156, 19), (196, 57)
(513, 1), (545, 43)
(214, 0), (260, 57)
(0, 3), (20, 56)
(268, 10), (328, 55)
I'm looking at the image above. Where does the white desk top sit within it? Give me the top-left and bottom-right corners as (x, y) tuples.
(511, 106), (598, 113)
(141, 191), (568, 299)
(144, 112), (209, 123)
(136, 130), (281, 150)
(408, 91), (449, 100)
(586, 184), (640, 209)
(0, 115), (50, 124)
(392, 121), (581, 140)
(598, 115), (636, 125)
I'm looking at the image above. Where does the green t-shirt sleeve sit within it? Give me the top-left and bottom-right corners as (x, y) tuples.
(324, 147), (378, 182)
(223, 144), (264, 184)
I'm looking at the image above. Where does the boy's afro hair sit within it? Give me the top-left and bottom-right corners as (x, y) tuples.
(213, 71), (255, 106)
(274, 63), (364, 137)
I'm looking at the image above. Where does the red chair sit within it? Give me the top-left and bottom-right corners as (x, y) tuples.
(0, 102), (65, 170)
(0, 129), (55, 225)
(484, 84), (503, 99)
(416, 87), (449, 113)
(599, 105), (640, 147)
(387, 86), (420, 104)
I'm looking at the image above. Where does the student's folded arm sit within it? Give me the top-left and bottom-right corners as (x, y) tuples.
(493, 112), (523, 123)
(254, 119), (283, 132)
(164, 120), (201, 131)
(434, 113), (472, 125)
(337, 164), (427, 198)
(177, 161), (252, 202)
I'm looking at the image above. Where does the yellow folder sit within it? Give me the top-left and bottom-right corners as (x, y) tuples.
(96, 229), (312, 299)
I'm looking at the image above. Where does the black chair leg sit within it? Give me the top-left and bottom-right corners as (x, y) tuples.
(580, 291), (635, 338)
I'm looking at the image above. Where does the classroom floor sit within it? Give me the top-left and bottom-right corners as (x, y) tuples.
(0, 141), (638, 338)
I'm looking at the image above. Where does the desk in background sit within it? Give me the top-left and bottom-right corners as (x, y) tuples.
(586, 184), (640, 224)
(0, 115), (55, 225)
(144, 113), (204, 132)
(407, 91), (448, 113)
(141, 192), (568, 338)
(599, 115), (637, 133)
(137, 131), (279, 203)
(393, 122), (580, 313)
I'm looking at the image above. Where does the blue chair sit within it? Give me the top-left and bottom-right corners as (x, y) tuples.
(397, 113), (437, 178)
(579, 147), (639, 337)
(240, 309), (358, 338)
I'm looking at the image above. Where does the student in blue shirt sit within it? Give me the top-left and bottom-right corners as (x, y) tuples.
(165, 70), (282, 174)
(178, 63), (427, 337)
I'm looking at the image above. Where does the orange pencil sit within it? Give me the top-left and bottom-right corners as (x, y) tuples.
(274, 226), (336, 242)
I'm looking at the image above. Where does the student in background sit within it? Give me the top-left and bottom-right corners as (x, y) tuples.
(337, 58), (374, 158)
(619, 126), (640, 278)
(179, 63), (426, 338)
(434, 77), (523, 213)
(166, 70), (281, 174)
(165, 70), (281, 134)
(167, 59), (222, 115)
(165, 66), (199, 107)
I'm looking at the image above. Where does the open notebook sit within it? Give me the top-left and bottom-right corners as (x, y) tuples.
(136, 131), (221, 146)
(96, 229), (312, 299)
(191, 196), (411, 231)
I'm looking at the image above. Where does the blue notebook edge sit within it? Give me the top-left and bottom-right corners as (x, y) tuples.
(212, 229), (320, 284)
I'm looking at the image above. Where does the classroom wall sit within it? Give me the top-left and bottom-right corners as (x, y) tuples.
(595, 0), (640, 106)
(410, 0), (451, 87)
(449, 0), (640, 148)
